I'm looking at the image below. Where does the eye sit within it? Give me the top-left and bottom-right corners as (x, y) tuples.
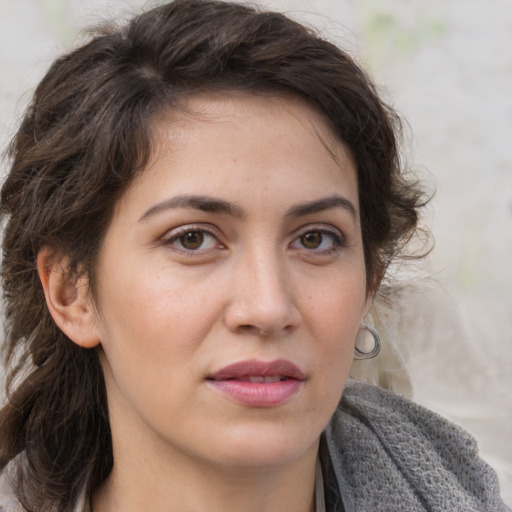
(300, 232), (326, 250)
(290, 227), (344, 253)
(164, 227), (222, 253)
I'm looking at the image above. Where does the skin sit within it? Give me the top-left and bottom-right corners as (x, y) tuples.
(39, 93), (370, 512)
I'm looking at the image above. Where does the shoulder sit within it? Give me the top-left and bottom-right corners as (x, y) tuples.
(324, 379), (509, 512)
(0, 461), (89, 512)
(0, 464), (89, 512)
(0, 466), (23, 512)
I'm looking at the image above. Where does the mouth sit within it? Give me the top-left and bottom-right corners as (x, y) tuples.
(207, 359), (305, 407)
(208, 359), (305, 381)
(234, 375), (288, 383)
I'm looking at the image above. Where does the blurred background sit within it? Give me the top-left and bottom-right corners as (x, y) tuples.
(1, 0), (511, 504)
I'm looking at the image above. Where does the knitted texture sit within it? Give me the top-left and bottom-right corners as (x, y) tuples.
(325, 379), (509, 512)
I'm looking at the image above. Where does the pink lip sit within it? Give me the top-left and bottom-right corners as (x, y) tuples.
(207, 359), (305, 407)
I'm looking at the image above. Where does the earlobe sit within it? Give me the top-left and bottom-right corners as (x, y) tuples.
(37, 246), (101, 348)
(362, 294), (374, 320)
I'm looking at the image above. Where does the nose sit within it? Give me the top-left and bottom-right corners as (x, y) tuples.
(223, 246), (301, 338)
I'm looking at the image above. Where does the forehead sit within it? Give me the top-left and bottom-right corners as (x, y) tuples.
(150, 92), (352, 169)
(118, 92), (359, 218)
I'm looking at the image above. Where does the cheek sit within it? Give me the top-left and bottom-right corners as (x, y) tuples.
(94, 272), (215, 430)
(302, 270), (367, 338)
(300, 265), (367, 383)
(94, 263), (225, 381)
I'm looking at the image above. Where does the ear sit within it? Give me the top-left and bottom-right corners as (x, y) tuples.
(37, 246), (101, 348)
(361, 293), (374, 321)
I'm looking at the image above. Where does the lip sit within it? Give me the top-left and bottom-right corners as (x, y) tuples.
(207, 359), (305, 407)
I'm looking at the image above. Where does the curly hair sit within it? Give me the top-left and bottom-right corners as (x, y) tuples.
(0, 1), (425, 510)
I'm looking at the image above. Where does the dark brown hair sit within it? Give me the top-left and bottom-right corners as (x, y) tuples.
(0, 1), (424, 510)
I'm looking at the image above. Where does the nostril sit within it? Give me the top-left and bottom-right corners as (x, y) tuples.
(238, 324), (254, 333)
(224, 294), (301, 337)
(238, 325), (269, 336)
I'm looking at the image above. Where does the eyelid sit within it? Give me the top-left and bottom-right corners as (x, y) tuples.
(161, 223), (225, 253)
(292, 223), (345, 240)
(289, 223), (347, 252)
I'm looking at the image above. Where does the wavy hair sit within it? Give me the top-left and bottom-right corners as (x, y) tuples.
(0, 1), (425, 510)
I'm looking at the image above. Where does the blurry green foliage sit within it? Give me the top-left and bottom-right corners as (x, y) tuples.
(357, 1), (447, 67)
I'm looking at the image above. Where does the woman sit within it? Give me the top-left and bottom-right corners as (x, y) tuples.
(0, 1), (507, 511)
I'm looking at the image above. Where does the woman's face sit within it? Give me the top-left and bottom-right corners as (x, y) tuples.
(91, 93), (369, 470)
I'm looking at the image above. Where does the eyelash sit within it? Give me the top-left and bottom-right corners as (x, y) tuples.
(290, 225), (346, 255)
(161, 224), (346, 257)
(162, 224), (224, 255)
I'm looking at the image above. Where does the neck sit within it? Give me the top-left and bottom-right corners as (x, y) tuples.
(92, 436), (318, 512)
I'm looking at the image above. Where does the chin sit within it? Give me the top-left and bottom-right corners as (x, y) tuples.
(207, 423), (320, 469)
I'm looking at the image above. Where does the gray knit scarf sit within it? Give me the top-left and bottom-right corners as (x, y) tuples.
(320, 379), (509, 511)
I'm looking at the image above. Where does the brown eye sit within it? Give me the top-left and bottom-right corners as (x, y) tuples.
(290, 227), (343, 253)
(165, 228), (220, 253)
(179, 231), (204, 250)
(300, 232), (322, 249)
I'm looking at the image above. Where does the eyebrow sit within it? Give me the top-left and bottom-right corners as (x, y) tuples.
(285, 195), (357, 220)
(139, 195), (245, 221)
(138, 193), (357, 222)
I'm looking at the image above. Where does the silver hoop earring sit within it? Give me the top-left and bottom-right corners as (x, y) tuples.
(354, 322), (381, 359)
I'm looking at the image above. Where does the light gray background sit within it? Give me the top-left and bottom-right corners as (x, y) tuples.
(1, 0), (511, 504)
